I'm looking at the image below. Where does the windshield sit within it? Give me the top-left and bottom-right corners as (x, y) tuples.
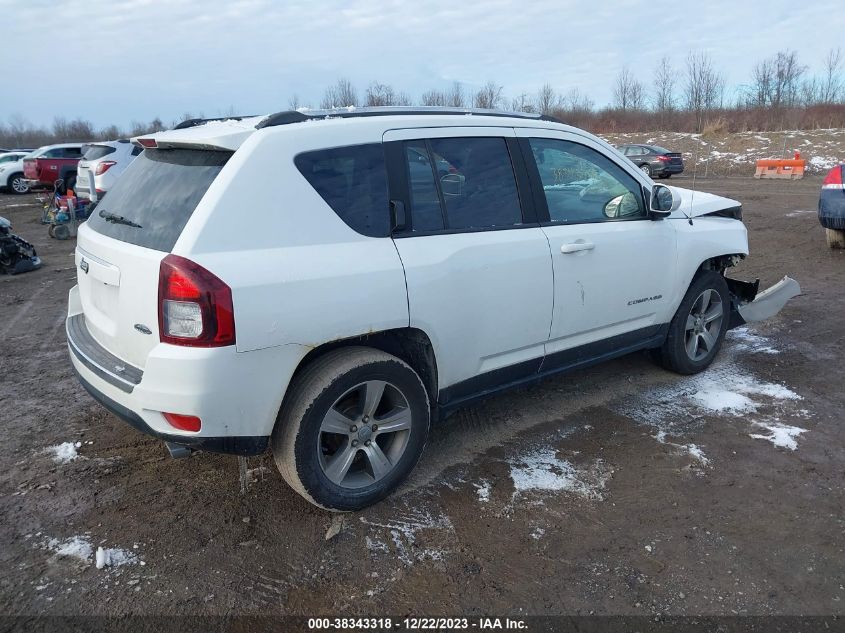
(86, 148), (231, 252)
(83, 145), (117, 161)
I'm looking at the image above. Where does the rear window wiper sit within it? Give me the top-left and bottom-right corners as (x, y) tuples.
(99, 210), (142, 229)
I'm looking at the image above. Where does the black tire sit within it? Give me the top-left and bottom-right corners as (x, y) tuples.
(272, 347), (430, 511)
(663, 173), (672, 179)
(654, 270), (730, 375)
(52, 224), (70, 240)
(640, 163), (652, 178)
(7, 173), (29, 195)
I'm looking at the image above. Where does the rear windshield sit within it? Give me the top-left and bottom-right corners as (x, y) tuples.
(650, 146), (671, 154)
(83, 145), (116, 161)
(86, 148), (231, 252)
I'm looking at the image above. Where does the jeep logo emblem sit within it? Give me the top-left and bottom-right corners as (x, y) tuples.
(80, 258), (89, 274)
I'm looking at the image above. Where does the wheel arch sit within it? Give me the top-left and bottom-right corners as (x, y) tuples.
(281, 327), (439, 423)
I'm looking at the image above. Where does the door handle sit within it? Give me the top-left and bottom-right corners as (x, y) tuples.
(560, 241), (595, 254)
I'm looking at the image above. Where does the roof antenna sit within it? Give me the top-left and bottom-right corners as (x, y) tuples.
(685, 114), (704, 226)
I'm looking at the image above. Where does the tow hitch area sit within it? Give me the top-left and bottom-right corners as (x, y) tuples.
(730, 275), (801, 324)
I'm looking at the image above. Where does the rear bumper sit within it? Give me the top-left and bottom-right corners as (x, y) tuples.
(66, 286), (308, 456)
(73, 365), (268, 456)
(659, 164), (684, 175)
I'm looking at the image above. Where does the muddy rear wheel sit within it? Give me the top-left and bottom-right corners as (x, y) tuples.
(272, 347), (430, 511)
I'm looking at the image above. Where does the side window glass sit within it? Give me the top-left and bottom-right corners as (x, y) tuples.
(404, 142), (445, 232)
(43, 149), (61, 158)
(427, 137), (523, 230)
(528, 138), (645, 223)
(294, 143), (390, 237)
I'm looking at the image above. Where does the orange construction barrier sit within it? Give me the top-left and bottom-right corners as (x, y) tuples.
(754, 157), (805, 179)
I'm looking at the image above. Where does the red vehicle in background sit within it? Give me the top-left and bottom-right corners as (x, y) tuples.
(23, 143), (86, 192)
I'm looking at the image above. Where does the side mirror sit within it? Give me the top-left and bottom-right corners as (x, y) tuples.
(649, 184), (680, 219)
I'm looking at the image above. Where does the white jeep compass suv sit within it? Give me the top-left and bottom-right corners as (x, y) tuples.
(67, 107), (798, 510)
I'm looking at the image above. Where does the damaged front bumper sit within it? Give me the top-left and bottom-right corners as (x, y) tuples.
(726, 276), (801, 328)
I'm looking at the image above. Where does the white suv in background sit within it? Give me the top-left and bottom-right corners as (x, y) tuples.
(0, 151), (33, 194)
(75, 140), (142, 200)
(66, 108), (798, 510)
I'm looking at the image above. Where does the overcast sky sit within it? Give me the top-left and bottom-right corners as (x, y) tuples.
(1, 0), (839, 129)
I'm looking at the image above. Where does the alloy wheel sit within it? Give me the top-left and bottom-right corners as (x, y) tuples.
(317, 380), (412, 489)
(684, 289), (723, 361)
(11, 176), (29, 194)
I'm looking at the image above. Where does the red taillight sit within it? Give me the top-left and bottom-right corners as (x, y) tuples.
(137, 138), (157, 148)
(822, 165), (843, 187)
(158, 255), (235, 347)
(163, 412), (202, 432)
(95, 160), (117, 175)
(657, 155), (670, 162)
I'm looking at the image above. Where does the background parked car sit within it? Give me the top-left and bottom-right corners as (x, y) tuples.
(0, 151), (34, 194)
(23, 143), (85, 192)
(75, 140), (142, 200)
(617, 144), (684, 179)
(819, 162), (845, 248)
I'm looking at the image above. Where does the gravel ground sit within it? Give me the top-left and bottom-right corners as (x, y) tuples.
(0, 175), (842, 622)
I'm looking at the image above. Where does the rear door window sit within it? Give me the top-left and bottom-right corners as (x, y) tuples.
(294, 143), (390, 237)
(401, 137), (524, 232)
(86, 148), (231, 252)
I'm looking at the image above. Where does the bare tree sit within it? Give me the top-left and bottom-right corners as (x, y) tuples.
(535, 84), (560, 115)
(684, 52), (726, 121)
(288, 94), (302, 110)
(561, 88), (593, 114)
(652, 56), (675, 112)
(445, 82), (465, 107)
(511, 93), (535, 113)
(473, 81), (503, 109)
(320, 78), (358, 108)
(747, 50), (806, 109)
(820, 47), (843, 104)
(613, 67), (645, 110)
(421, 89), (447, 106)
(366, 82), (397, 106)
(52, 117), (94, 142)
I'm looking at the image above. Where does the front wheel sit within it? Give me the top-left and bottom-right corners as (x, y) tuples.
(640, 163), (652, 178)
(272, 347), (430, 511)
(654, 270), (730, 375)
(8, 173), (29, 194)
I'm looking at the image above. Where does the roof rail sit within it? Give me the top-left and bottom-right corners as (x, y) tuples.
(173, 116), (258, 130)
(256, 106), (563, 129)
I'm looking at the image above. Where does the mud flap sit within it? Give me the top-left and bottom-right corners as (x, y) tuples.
(734, 276), (800, 324)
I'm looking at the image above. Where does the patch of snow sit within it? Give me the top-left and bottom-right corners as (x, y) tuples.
(617, 353), (808, 456)
(684, 443), (710, 465)
(530, 527), (545, 540)
(749, 422), (807, 450)
(785, 209), (815, 218)
(727, 327), (780, 354)
(473, 480), (491, 503)
(44, 536), (92, 563)
(360, 508), (454, 566)
(645, 545), (653, 553)
(508, 448), (611, 500)
(49, 441), (82, 463)
(809, 156), (840, 171)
